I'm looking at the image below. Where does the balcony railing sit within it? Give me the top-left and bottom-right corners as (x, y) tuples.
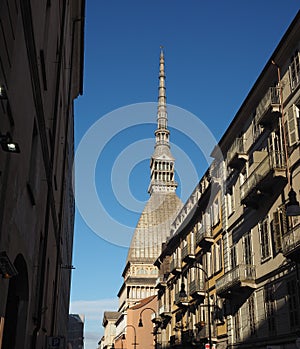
(189, 279), (205, 299)
(155, 275), (168, 289)
(216, 264), (256, 297)
(240, 151), (286, 205)
(196, 224), (213, 248)
(182, 243), (195, 262)
(227, 138), (248, 169)
(194, 324), (217, 340)
(159, 304), (171, 316)
(151, 312), (161, 324)
(282, 223), (300, 262)
(255, 87), (281, 125)
(174, 291), (189, 307)
(170, 258), (181, 274)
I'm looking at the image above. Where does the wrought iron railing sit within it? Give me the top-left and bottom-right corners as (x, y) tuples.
(216, 264), (256, 294)
(255, 87), (280, 124)
(227, 138), (246, 165)
(240, 151), (285, 201)
(170, 258), (181, 272)
(282, 223), (300, 255)
(189, 279), (205, 295)
(196, 224), (212, 245)
(182, 244), (194, 259)
(159, 304), (171, 315)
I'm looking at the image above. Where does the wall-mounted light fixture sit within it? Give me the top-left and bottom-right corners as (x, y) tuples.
(0, 85), (7, 100)
(0, 251), (18, 279)
(0, 133), (20, 153)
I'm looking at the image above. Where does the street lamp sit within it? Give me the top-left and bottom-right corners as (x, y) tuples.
(138, 307), (159, 349)
(122, 324), (137, 349)
(286, 159), (300, 216)
(179, 264), (212, 349)
(138, 307), (158, 327)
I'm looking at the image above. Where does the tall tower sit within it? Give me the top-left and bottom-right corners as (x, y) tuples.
(118, 49), (182, 311)
(148, 49), (178, 194)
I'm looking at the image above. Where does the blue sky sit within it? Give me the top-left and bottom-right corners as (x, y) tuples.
(70, 2), (300, 348)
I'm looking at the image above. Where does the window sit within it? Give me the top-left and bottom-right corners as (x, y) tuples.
(213, 239), (223, 273)
(234, 308), (241, 342)
(227, 187), (235, 216)
(203, 252), (212, 278)
(286, 104), (300, 147)
(272, 205), (287, 253)
(231, 245), (237, 268)
(259, 217), (271, 261)
(252, 118), (263, 142)
(239, 166), (247, 187)
(243, 231), (252, 265)
(289, 51), (300, 90)
(210, 197), (220, 227)
(248, 295), (256, 336)
(265, 284), (276, 335)
(287, 279), (299, 329)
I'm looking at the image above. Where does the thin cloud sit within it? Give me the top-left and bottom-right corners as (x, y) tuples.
(70, 298), (119, 320)
(70, 299), (119, 349)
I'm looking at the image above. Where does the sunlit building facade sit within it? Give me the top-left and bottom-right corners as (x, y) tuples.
(155, 10), (300, 349)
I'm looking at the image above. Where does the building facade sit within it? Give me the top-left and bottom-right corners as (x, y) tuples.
(114, 296), (159, 349)
(100, 312), (121, 349)
(0, 0), (85, 348)
(67, 314), (84, 349)
(155, 10), (300, 349)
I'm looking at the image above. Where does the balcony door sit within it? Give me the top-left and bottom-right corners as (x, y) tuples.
(268, 132), (284, 167)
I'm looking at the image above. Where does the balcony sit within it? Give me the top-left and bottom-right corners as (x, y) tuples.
(181, 330), (194, 344)
(159, 304), (172, 318)
(151, 312), (162, 324)
(189, 279), (205, 300)
(240, 151), (286, 207)
(282, 223), (300, 262)
(196, 224), (213, 249)
(216, 264), (256, 297)
(227, 138), (248, 169)
(182, 243), (195, 263)
(194, 324), (217, 341)
(155, 275), (168, 289)
(170, 258), (181, 275)
(174, 291), (188, 308)
(255, 87), (281, 126)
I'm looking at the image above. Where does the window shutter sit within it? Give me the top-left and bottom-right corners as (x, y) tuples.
(273, 210), (282, 253)
(287, 105), (299, 146)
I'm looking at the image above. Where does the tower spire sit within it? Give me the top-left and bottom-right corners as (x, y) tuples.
(157, 47), (168, 135)
(148, 48), (177, 195)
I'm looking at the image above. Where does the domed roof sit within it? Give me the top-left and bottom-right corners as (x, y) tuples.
(126, 191), (182, 263)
